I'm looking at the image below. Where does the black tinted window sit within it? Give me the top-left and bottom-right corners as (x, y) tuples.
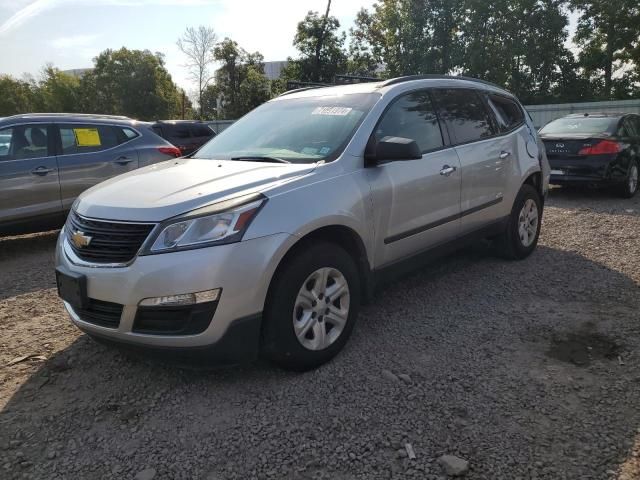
(488, 94), (524, 131)
(0, 125), (50, 160)
(433, 88), (494, 144)
(623, 118), (639, 137)
(167, 126), (191, 139)
(190, 125), (214, 137)
(59, 124), (119, 154)
(375, 90), (443, 153)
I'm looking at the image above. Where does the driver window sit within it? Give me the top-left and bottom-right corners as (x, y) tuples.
(375, 90), (444, 153)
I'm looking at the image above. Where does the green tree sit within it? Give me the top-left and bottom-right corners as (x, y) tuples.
(0, 75), (37, 116)
(349, 0), (464, 78)
(213, 38), (271, 119)
(570, 0), (640, 99)
(37, 65), (82, 112)
(81, 48), (183, 120)
(286, 10), (347, 83)
(460, 0), (573, 104)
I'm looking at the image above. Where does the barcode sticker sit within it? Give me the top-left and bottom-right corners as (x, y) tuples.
(312, 107), (353, 116)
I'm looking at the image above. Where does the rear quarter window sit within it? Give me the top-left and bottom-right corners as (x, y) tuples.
(487, 94), (524, 132)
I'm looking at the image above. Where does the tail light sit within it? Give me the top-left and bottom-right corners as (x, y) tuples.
(578, 140), (622, 155)
(158, 146), (181, 158)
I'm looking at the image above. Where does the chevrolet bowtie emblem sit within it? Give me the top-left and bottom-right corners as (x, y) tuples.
(71, 231), (92, 248)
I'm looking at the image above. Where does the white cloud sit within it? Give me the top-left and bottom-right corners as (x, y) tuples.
(0, 0), (59, 36)
(0, 0), (220, 36)
(51, 33), (99, 49)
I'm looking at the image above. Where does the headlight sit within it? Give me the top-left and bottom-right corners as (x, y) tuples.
(145, 197), (265, 254)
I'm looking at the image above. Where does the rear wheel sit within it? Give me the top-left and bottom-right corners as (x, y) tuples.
(261, 242), (360, 371)
(495, 184), (542, 260)
(619, 160), (639, 198)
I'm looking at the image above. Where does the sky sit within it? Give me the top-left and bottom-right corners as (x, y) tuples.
(0, 0), (578, 95)
(0, 0), (377, 93)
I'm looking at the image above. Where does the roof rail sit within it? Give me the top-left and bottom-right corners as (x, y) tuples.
(278, 86), (328, 97)
(379, 74), (505, 91)
(7, 113), (133, 120)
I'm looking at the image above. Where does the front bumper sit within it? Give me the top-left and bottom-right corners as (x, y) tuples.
(56, 230), (295, 358)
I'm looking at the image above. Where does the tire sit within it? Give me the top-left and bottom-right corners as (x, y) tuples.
(619, 160), (639, 198)
(495, 184), (542, 260)
(261, 241), (361, 371)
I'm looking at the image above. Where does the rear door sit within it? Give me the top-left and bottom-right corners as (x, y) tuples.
(56, 123), (140, 210)
(366, 89), (461, 266)
(432, 88), (508, 233)
(0, 124), (62, 226)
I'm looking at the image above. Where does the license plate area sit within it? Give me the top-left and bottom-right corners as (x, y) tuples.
(550, 169), (564, 175)
(56, 267), (88, 308)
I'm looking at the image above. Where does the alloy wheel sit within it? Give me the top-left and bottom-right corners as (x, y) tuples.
(518, 198), (539, 247)
(293, 267), (350, 351)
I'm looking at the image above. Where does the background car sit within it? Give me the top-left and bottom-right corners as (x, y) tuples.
(149, 120), (216, 156)
(0, 113), (182, 235)
(539, 113), (640, 197)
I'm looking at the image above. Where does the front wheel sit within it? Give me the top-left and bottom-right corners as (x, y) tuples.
(619, 160), (639, 198)
(261, 242), (361, 371)
(495, 184), (542, 260)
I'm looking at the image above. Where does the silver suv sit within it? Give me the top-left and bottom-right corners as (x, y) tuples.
(0, 114), (181, 235)
(55, 76), (550, 370)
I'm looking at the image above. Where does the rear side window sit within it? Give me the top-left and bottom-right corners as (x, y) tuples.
(374, 90), (444, 153)
(621, 117), (639, 138)
(433, 88), (494, 144)
(190, 125), (214, 138)
(151, 125), (164, 138)
(167, 126), (191, 139)
(0, 125), (50, 160)
(487, 94), (524, 132)
(59, 124), (119, 154)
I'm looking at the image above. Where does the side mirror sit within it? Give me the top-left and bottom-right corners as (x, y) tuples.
(366, 136), (422, 165)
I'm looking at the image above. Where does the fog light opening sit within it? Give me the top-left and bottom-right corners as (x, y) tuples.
(138, 288), (221, 307)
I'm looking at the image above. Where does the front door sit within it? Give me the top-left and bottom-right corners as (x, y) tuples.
(56, 123), (140, 210)
(366, 89), (461, 267)
(0, 124), (62, 226)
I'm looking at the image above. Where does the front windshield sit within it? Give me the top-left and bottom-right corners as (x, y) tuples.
(195, 92), (380, 163)
(540, 117), (616, 136)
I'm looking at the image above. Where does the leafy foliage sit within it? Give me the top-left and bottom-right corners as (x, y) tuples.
(210, 38), (271, 119)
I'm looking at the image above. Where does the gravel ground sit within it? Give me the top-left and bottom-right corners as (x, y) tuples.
(1, 187), (639, 480)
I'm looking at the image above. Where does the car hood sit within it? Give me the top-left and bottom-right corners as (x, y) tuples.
(76, 158), (317, 222)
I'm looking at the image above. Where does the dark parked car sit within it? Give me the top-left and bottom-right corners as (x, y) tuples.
(149, 120), (216, 156)
(539, 113), (639, 197)
(0, 113), (182, 235)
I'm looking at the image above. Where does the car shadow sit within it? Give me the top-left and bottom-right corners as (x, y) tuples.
(1, 243), (639, 479)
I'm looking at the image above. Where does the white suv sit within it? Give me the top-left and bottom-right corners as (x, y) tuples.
(55, 76), (550, 370)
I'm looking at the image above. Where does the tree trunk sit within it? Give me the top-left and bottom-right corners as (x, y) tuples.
(604, 23), (614, 99)
(313, 0), (332, 82)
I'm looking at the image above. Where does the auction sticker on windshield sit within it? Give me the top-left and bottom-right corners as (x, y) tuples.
(312, 107), (353, 116)
(73, 128), (101, 147)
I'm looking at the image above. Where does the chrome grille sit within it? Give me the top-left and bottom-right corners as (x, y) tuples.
(66, 212), (154, 264)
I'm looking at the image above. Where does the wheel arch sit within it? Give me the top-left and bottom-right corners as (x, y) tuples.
(264, 224), (374, 314)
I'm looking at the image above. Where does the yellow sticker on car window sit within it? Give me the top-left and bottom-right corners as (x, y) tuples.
(73, 128), (101, 147)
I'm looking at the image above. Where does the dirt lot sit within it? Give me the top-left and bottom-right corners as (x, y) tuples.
(1, 188), (639, 480)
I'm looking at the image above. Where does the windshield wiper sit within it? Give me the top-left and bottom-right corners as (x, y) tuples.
(230, 156), (290, 164)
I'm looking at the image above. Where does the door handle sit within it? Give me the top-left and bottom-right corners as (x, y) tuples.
(499, 151), (511, 159)
(31, 166), (54, 176)
(115, 156), (133, 165)
(440, 165), (457, 176)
